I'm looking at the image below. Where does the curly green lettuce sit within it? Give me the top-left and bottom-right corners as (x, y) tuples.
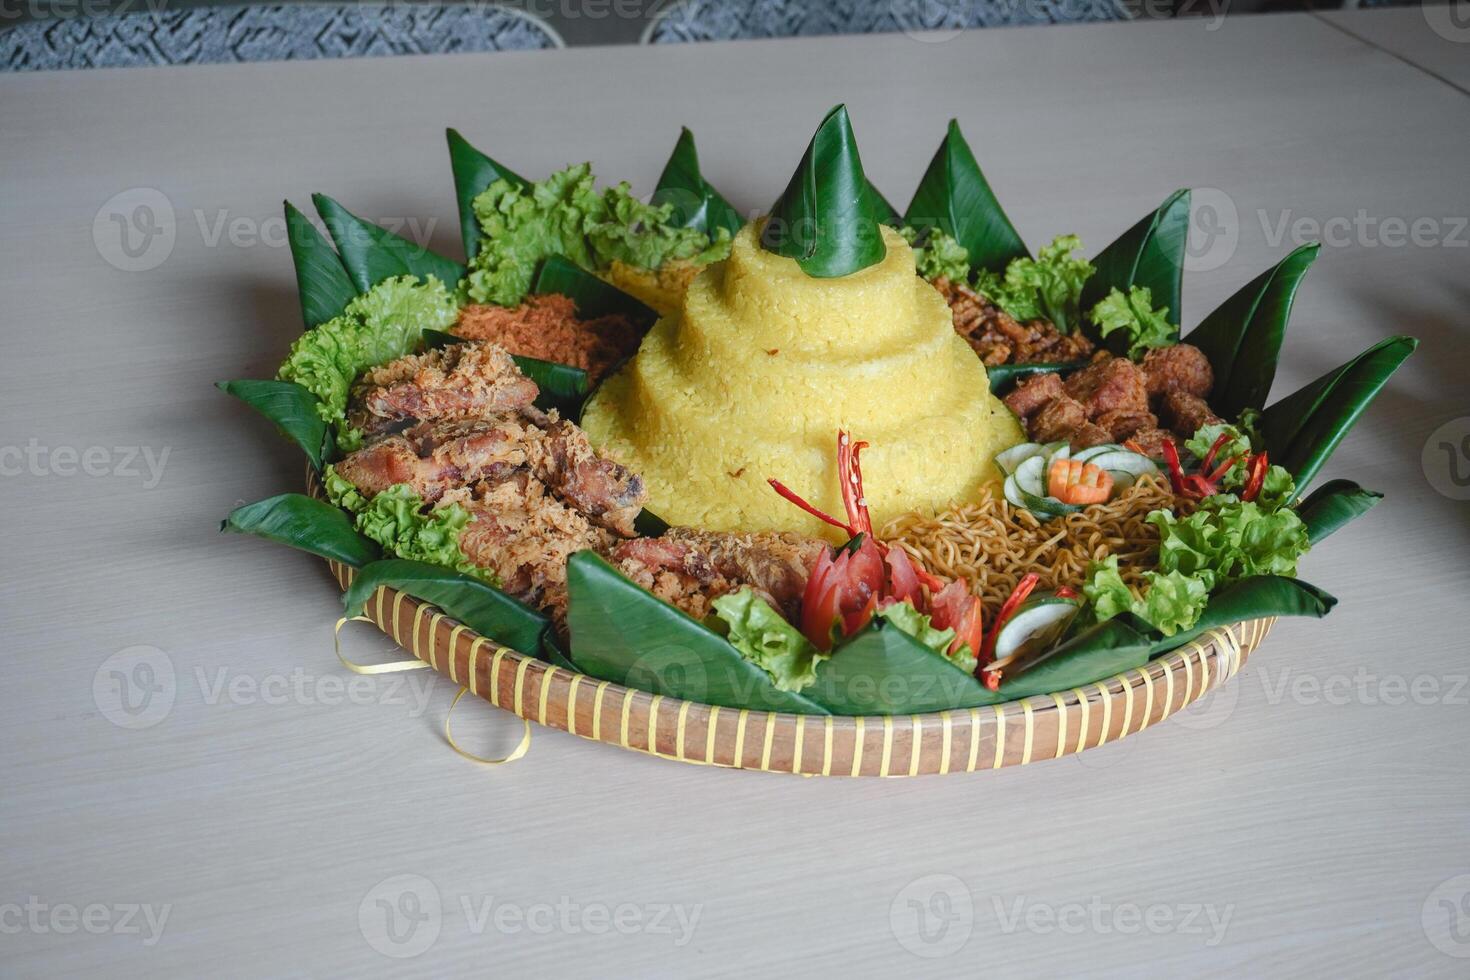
(876, 600), (976, 674)
(1185, 423), (1297, 508)
(1089, 285), (1176, 360)
(710, 588), (826, 692)
(1148, 495), (1310, 592)
(1081, 556), (1209, 637)
(277, 275), (458, 449)
(324, 466), (494, 584)
(975, 234), (1095, 335)
(898, 225), (972, 282)
(463, 163), (731, 307)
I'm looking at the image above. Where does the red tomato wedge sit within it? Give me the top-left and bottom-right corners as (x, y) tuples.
(929, 580), (984, 662)
(800, 537), (884, 650)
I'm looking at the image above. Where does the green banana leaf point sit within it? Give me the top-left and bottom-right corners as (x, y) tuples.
(222, 493), (380, 568)
(284, 201), (357, 329)
(904, 118), (1029, 273)
(652, 127), (743, 239)
(760, 104), (886, 279)
(1083, 189), (1191, 345)
(447, 128), (528, 262)
(217, 379), (335, 471)
(312, 193), (465, 295)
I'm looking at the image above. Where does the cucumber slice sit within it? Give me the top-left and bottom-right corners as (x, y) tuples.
(1072, 443), (1124, 463)
(1083, 450), (1159, 478)
(993, 598), (1081, 663)
(995, 442), (1046, 476)
(1002, 474), (1027, 509)
(1108, 470), (1137, 493)
(1019, 486), (1080, 519)
(1014, 454), (1047, 498)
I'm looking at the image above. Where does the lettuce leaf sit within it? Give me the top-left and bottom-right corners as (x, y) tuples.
(1080, 556), (1209, 637)
(1185, 422), (1253, 484)
(463, 163), (730, 307)
(899, 225), (972, 282)
(876, 600), (976, 674)
(276, 275), (458, 445)
(709, 588), (825, 693)
(975, 234), (1094, 334)
(1088, 285), (1176, 360)
(1149, 495), (1310, 592)
(323, 466), (494, 584)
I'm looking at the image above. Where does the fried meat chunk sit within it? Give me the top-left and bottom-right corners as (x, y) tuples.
(1141, 344), (1213, 399)
(611, 528), (825, 622)
(346, 341), (538, 436)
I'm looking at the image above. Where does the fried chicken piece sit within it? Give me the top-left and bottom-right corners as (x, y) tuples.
(517, 411), (646, 538)
(1141, 343), (1213, 399)
(1071, 422), (1114, 449)
(611, 528), (825, 622)
(336, 410), (646, 538)
(1030, 396), (1089, 445)
(455, 295), (642, 383)
(1003, 372), (1066, 421)
(346, 341), (538, 436)
(1063, 355), (1150, 420)
(444, 470), (614, 622)
(1158, 390), (1223, 438)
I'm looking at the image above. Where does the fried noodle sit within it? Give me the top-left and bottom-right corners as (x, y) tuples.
(880, 475), (1183, 615)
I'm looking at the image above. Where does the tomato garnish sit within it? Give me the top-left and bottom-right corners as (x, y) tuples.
(884, 545), (923, 608)
(978, 573), (1041, 689)
(930, 580), (984, 662)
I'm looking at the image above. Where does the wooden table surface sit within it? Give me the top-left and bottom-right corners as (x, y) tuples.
(3, 11), (1468, 977)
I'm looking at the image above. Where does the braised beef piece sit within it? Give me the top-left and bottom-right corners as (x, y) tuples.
(1003, 344), (1225, 457)
(1003, 372), (1066, 420)
(1158, 390), (1222, 436)
(1063, 356), (1150, 418)
(1141, 344), (1213, 399)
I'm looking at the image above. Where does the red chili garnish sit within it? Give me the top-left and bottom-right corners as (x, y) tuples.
(1241, 451), (1269, 502)
(837, 431), (873, 537)
(978, 573), (1041, 688)
(768, 479), (852, 534)
(1055, 586), (1080, 600)
(1162, 437), (1248, 501)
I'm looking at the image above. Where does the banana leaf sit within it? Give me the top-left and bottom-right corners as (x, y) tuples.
(343, 558), (548, 656)
(866, 181), (900, 227)
(565, 552), (829, 714)
(1184, 244), (1320, 418)
(1296, 479), (1383, 544)
(217, 379), (335, 471)
(1259, 336), (1418, 490)
(633, 509), (671, 537)
(221, 493), (379, 568)
(312, 193), (466, 295)
(284, 201), (357, 328)
(1082, 189), (1191, 345)
(904, 118), (1029, 273)
(986, 361), (1087, 396)
(761, 104), (886, 279)
(1149, 576), (1336, 656)
(529, 255), (658, 327)
(540, 631), (579, 672)
(447, 128), (528, 262)
(652, 127), (743, 239)
(806, 620), (993, 715)
(995, 617), (1155, 701)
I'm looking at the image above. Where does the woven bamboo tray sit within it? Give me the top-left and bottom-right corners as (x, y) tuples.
(317, 463), (1270, 774)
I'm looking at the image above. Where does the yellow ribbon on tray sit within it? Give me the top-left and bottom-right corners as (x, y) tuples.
(333, 616), (531, 766)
